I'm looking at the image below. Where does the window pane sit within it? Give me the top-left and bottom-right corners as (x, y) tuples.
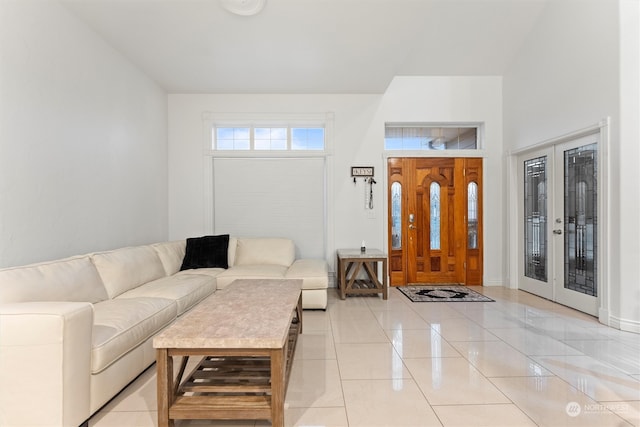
(217, 127), (235, 139)
(391, 182), (402, 250)
(254, 127), (271, 139)
(255, 127), (287, 150)
(430, 182), (440, 250)
(292, 127), (325, 150)
(216, 127), (250, 150)
(236, 140), (250, 150)
(384, 125), (478, 150)
(468, 182), (478, 249)
(217, 140), (234, 150)
(385, 138), (402, 150)
(234, 128), (250, 139)
(254, 140), (270, 150)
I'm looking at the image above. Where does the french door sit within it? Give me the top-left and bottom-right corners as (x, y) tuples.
(518, 134), (599, 315)
(388, 157), (483, 286)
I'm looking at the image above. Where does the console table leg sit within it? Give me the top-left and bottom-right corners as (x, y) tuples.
(382, 260), (388, 300)
(338, 256), (346, 299)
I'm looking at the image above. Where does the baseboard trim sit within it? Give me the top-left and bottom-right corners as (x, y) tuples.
(608, 314), (640, 334)
(481, 280), (505, 287)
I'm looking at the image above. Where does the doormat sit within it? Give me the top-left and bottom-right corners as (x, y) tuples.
(398, 285), (494, 302)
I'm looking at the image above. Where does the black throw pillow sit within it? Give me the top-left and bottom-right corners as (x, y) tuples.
(180, 234), (230, 271)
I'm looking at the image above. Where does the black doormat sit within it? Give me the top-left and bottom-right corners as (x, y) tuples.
(398, 285), (494, 302)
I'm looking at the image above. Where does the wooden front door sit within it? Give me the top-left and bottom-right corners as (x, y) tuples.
(388, 157), (483, 286)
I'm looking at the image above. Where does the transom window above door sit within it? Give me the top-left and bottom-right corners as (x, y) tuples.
(213, 125), (325, 151)
(385, 124), (479, 150)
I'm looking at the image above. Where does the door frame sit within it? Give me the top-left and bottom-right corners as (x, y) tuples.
(507, 119), (611, 322)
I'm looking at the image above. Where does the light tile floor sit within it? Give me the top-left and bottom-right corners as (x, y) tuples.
(88, 287), (640, 427)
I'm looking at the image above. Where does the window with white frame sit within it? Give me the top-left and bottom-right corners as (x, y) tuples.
(204, 113), (333, 260)
(213, 124), (325, 151)
(385, 124), (479, 150)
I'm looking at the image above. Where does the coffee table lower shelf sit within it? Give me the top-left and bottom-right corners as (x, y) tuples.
(170, 394), (271, 420)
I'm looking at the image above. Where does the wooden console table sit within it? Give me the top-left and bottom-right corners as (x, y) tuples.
(336, 249), (388, 300)
(153, 279), (302, 427)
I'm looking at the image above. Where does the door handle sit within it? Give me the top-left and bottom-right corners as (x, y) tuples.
(409, 224), (416, 230)
(553, 229), (562, 235)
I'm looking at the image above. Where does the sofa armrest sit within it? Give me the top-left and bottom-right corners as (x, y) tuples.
(0, 302), (93, 427)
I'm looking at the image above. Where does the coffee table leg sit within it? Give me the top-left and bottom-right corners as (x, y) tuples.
(156, 349), (174, 427)
(270, 348), (285, 427)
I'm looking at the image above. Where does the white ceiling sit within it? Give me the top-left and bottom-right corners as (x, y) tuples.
(60, 0), (550, 94)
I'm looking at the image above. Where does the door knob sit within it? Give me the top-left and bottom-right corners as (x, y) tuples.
(553, 229), (562, 235)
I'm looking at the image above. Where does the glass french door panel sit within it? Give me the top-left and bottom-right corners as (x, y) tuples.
(554, 135), (599, 317)
(518, 147), (553, 300)
(524, 156), (548, 282)
(563, 143), (598, 297)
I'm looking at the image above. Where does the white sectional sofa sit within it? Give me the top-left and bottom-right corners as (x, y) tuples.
(0, 236), (328, 427)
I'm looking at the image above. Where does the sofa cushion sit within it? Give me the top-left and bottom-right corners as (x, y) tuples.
(285, 259), (329, 290)
(117, 274), (216, 315)
(91, 297), (177, 373)
(0, 256), (108, 304)
(175, 268), (225, 279)
(227, 237), (238, 267)
(180, 234), (229, 271)
(152, 240), (186, 276)
(91, 246), (166, 299)
(234, 238), (295, 267)
(215, 264), (288, 289)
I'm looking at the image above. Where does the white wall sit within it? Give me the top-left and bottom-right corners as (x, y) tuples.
(503, 0), (640, 331)
(0, 0), (168, 268)
(167, 93), (384, 266)
(618, 0), (640, 332)
(168, 76), (505, 284)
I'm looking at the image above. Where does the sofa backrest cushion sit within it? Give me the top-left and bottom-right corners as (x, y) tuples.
(234, 238), (295, 267)
(91, 246), (165, 299)
(152, 240), (186, 276)
(0, 255), (108, 304)
(228, 237), (238, 267)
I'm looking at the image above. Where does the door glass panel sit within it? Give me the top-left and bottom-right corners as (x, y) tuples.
(468, 182), (478, 249)
(564, 144), (597, 296)
(524, 156), (547, 282)
(391, 182), (402, 250)
(430, 182), (441, 250)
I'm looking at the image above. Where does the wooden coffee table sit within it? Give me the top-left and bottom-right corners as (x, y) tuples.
(153, 278), (302, 427)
